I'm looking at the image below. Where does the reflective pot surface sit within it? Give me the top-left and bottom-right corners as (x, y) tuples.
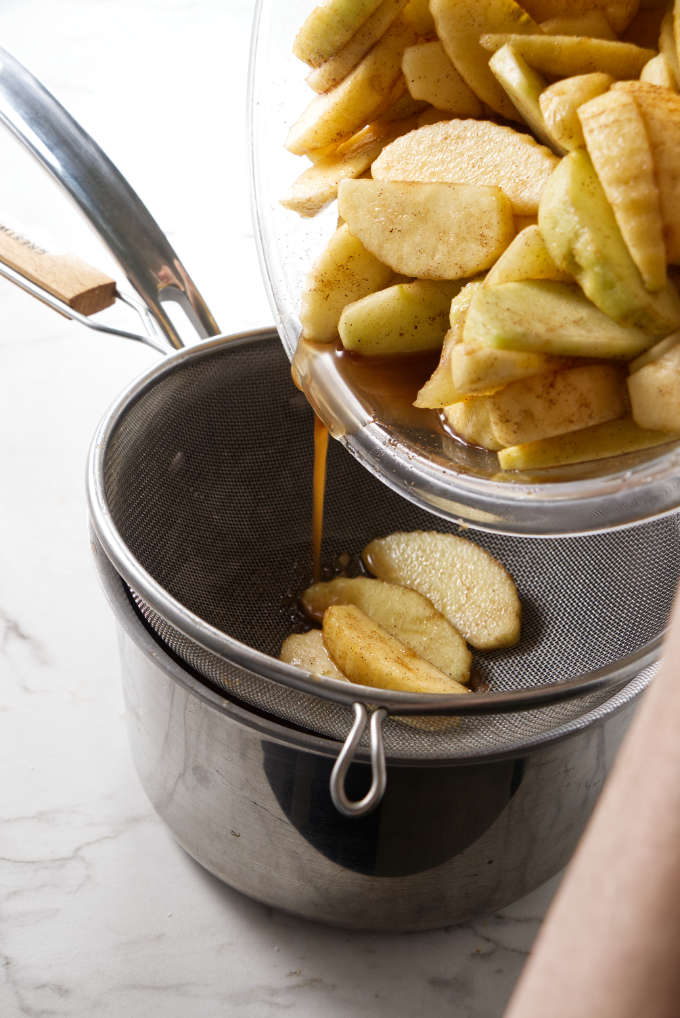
(95, 538), (638, 932)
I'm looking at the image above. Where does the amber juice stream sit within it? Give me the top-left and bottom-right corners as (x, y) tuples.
(312, 415), (329, 583)
(295, 340), (445, 581)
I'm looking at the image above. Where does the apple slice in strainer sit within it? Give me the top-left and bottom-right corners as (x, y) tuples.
(363, 531), (521, 650)
(302, 575), (472, 683)
(322, 604), (470, 695)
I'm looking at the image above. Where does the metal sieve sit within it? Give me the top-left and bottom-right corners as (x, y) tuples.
(88, 328), (669, 814)
(0, 47), (672, 818)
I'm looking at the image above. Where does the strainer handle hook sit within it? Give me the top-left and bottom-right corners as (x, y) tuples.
(330, 703), (388, 818)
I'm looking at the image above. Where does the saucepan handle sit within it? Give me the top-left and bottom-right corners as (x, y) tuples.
(0, 223), (174, 352)
(0, 222), (116, 315)
(0, 47), (220, 350)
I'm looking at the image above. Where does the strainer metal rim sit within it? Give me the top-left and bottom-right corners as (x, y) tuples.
(86, 327), (664, 719)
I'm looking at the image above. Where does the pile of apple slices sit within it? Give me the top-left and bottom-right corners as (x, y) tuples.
(284, 0), (680, 470)
(280, 531), (521, 699)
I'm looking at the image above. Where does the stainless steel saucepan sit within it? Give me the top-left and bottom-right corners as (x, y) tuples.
(0, 47), (672, 930)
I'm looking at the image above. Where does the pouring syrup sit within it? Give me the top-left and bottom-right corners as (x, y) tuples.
(312, 415), (329, 583)
(293, 336), (444, 581)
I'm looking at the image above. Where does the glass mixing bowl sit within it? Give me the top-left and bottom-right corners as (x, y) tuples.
(248, 0), (680, 536)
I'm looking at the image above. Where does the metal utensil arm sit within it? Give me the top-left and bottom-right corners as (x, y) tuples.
(0, 47), (219, 349)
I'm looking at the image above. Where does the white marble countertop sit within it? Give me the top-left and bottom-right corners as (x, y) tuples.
(0, 3), (561, 1015)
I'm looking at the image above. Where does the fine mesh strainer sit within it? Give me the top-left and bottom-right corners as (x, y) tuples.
(93, 329), (674, 746)
(0, 46), (674, 818)
(88, 328), (671, 814)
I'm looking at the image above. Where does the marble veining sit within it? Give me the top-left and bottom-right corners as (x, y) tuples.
(0, 606), (50, 673)
(0, 2), (565, 1016)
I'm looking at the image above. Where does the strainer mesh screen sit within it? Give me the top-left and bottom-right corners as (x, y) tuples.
(103, 335), (675, 758)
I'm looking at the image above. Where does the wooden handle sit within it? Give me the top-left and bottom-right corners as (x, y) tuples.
(0, 224), (116, 316)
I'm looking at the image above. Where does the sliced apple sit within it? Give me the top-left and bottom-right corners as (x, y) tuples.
(465, 280), (654, 359)
(630, 331), (680, 373)
(539, 12), (617, 39)
(597, 1), (639, 34)
(674, 0), (680, 88)
(488, 363), (628, 445)
(628, 341), (680, 431)
(402, 0), (435, 35)
(498, 417), (678, 471)
(379, 80), (429, 121)
(338, 177), (514, 279)
(444, 398), (505, 452)
(613, 81), (680, 262)
(299, 223), (394, 342)
(294, 0), (386, 67)
(280, 629), (350, 682)
(538, 72), (614, 151)
(450, 281), (482, 328)
(322, 604), (470, 694)
(640, 54), (677, 91)
(448, 363), (628, 452)
(363, 531), (522, 649)
(658, 10), (680, 89)
(402, 41), (483, 116)
(484, 224), (570, 286)
(480, 34), (654, 79)
(339, 279), (462, 355)
(282, 117), (417, 217)
(415, 282), (482, 408)
(430, 0), (539, 120)
(307, 0), (408, 93)
(286, 16), (418, 155)
(415, 329), (465, 408)
(488, 44), (563, 152)
(539, 149), (680, 335)
(371, 119), (558, 216)
(450, 344), (564, 396)
(520, 1), (639, 34)
(302, 576), (471, 683)
(578, 89), (667, 292)
(462, 226), (573, 393)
